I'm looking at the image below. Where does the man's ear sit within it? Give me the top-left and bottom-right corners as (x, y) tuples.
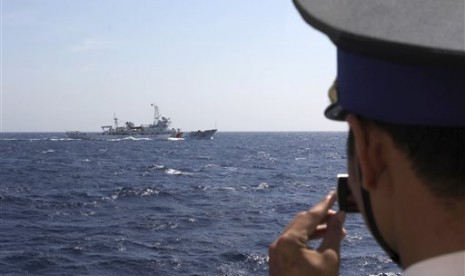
(347, 115), (386, 191)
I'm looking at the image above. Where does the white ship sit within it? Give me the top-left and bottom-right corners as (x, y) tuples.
(185, 129), (218, 140)
(66, 104), (182, 141)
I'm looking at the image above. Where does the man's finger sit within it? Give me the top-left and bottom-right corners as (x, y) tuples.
(309, 192), (338, 222)
(281, 191), (337, 237)
(318, 211), (346, 254)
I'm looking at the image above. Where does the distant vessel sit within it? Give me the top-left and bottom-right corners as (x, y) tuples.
(66, 104), (183, 141)
(185, 129), (218, 140)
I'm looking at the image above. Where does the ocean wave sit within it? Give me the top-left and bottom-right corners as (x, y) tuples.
(217, 251), (268, 275)
(192, 155), (212, 160)
(251, 164), (274, 170)
(164, 168), (183, 176)
(108, 187), (160, 200)
(1, 251), (61, 274)
(253, 182), (270, 190)
(147, 164), (190, 175)
(341, 254), (399, 276)
(49, 138), (76, 141)
(148, 164), (166, 170)
(121, 137), (152, 141)
(202, 163), (219, 169)
(0, 138), (47, 142)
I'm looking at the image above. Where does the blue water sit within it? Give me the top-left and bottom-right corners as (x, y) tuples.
(0, 132), (402, 275)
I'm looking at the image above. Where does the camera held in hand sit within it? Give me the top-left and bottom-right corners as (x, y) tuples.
(337, 174), (359, 213)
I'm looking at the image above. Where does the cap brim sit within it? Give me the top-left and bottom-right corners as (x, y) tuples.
(324, 103), (348, 121)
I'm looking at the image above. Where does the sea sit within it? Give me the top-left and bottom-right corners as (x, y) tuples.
(0, 132), (402, 276)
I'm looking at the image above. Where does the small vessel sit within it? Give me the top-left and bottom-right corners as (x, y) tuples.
(66, 104), (183, 140)
(185, 129), (218, 140)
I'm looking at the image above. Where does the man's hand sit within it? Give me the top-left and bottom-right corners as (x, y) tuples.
(269, 191), (346, 276)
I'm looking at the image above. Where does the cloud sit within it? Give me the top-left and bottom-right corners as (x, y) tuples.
(70, 39), (106, 52)
(78, 63), (98, 73)
(4, 9), (37, 27)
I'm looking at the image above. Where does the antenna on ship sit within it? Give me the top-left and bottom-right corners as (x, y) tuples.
(151, 103), (160, 124)
(113, 113), (119, 128)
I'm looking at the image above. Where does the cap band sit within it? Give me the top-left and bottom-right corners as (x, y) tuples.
(337, 49), (465, 126)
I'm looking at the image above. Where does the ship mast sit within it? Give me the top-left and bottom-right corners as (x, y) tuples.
(113, 113), (119, 128)
(151, 103), (160, 124)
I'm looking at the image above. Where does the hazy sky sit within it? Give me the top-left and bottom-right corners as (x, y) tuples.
(1, 0), (346, 132)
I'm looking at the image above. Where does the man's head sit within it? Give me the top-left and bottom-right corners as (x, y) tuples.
(293, 0), (465, 267)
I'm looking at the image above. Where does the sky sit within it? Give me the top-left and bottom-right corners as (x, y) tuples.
(1, 0), (347, 132)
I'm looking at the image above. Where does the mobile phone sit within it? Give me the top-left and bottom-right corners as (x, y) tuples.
(337, 174), (359, 213)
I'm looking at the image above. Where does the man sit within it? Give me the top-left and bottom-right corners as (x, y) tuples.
(269, 0), (464, 275)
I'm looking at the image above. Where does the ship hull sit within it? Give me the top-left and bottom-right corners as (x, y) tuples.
(66, 131), (173, 141)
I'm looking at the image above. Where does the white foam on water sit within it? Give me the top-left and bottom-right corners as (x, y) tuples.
(255, 182), (269, 190)
(165, 168), (182, 175)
